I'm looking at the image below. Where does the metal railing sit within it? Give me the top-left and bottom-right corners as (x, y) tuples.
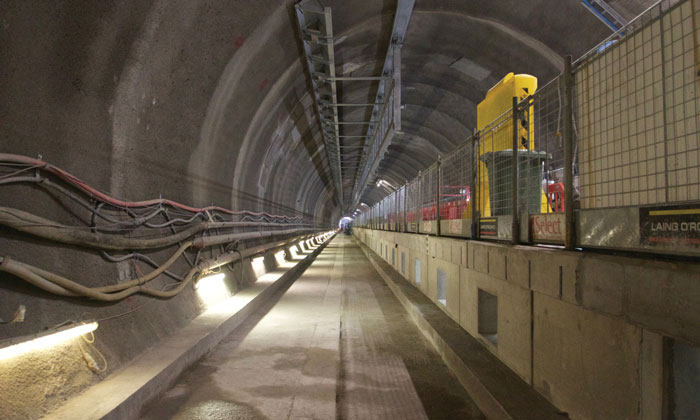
(419, 164), (438, 234)
(397, 185), (406, 232)
(439, 142), (473, 220)
(355, 0), (700, 257)
(406, 177), (420, 232)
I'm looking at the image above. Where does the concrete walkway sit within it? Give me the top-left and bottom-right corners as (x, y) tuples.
(140, 235), (483, 419)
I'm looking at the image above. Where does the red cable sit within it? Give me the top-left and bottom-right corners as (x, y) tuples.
(0, 154), (303, 220)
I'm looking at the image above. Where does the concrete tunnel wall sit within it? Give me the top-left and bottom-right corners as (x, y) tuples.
(354, 227), (700, 420)
(0, 1), (342, 416)
(0, 0), (655, 418)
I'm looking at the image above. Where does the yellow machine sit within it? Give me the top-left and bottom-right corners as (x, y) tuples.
(474, 73), (547, 217)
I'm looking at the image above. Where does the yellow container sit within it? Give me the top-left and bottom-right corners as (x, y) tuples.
(476, 73), (546, 217)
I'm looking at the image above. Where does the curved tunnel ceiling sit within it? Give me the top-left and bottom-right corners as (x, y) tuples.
(262, 0), (615, 214)
(1, 0), (653, 225)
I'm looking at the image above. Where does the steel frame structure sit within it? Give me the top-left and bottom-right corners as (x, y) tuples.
(296, 0), (415, 213)
(295, 0), (344, 206)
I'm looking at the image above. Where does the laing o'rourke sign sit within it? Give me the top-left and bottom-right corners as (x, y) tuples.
(531, 213), (565, 243)
(640, 205), (700, 246)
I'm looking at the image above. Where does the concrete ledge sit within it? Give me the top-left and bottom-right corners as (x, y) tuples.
(356, 238), (566, 420)
(46, 239), (330, 420)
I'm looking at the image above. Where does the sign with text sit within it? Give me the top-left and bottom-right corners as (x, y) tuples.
(479, 217), (498, 238)
(530, 213), (565, 243)
(640, 205), (700, 246)
(422, 221), (434, 233)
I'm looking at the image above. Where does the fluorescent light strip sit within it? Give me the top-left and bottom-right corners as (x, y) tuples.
(0, 322), (98, 361)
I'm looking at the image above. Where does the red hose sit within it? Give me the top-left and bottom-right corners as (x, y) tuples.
(0, 153), (302, 220)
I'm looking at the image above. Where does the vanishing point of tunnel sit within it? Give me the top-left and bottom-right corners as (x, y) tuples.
(1, 1), (700, 419)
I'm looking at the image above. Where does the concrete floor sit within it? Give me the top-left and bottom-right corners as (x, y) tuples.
(140, 235), (483, 419)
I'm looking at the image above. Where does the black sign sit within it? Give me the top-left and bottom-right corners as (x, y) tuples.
(639, 204), (700, 246)
(479, 217), (498, 238)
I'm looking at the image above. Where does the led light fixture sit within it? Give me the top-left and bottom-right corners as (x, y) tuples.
(194, 272), (225, 290)
(0, 321), (98, 361)
(251, 257), (266, 276)
(195, 273), (229, 306)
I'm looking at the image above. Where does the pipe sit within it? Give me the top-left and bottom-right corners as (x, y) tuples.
(100, 251), (185, 282)
(192, 228), (314, 248)
(0, 175), (304, 227)
(0, 206), (206, 250)
(0, 257), (77, 297)
(0, 153), (307, 221)
(0, 176), (41, 186)
(0, 206), (314, 251)
(6, 227), (313, 293)
(0, 233), (323, 301)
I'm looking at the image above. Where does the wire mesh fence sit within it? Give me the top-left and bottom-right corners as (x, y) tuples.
(406, 177), (420, 232)
(477, 109), (516, 217)
(382, 195), (390, 229)
(439, 141), (473, 220)
(354, 0), (699, 255)
(387, 190), (397, 230)
(662, 0), (700, 203)
(522, 76), (567, 214)
(421, 164), (438, 221)
(575, 0), (700, 208)
(397, 185), (406, 231)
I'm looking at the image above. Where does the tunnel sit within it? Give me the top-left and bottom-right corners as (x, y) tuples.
(1, 0), (700, 418)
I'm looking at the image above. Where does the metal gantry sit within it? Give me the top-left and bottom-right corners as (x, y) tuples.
(295, 0), (344, 207)
(296, 0), (415, 214)
(581, 0), (628, 31)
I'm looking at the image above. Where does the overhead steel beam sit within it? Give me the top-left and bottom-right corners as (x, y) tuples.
(349, 0), (415, 210)
(295, 0), (344, 207)
(581, 0), (628, 31)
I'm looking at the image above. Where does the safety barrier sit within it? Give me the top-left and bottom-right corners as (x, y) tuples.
(357, 0), (700, 257)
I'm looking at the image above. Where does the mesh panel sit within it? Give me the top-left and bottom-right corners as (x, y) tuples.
(397, 186), (406, 231)
(358, 0), (700, 256)
(421, 164), (438, 221)
(522, 76), (567, 214)
(575, 0), (700, 208)
(381, 196), (388, 229)
(406, 177), (420, 231)
(439, 141), (474, 220)
(477, 110), (515, 217)
(387, 191), (396, 230)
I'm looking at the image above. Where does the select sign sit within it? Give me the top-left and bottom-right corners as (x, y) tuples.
(530, 213), (565, 243)
(640, 205), (700, 246)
